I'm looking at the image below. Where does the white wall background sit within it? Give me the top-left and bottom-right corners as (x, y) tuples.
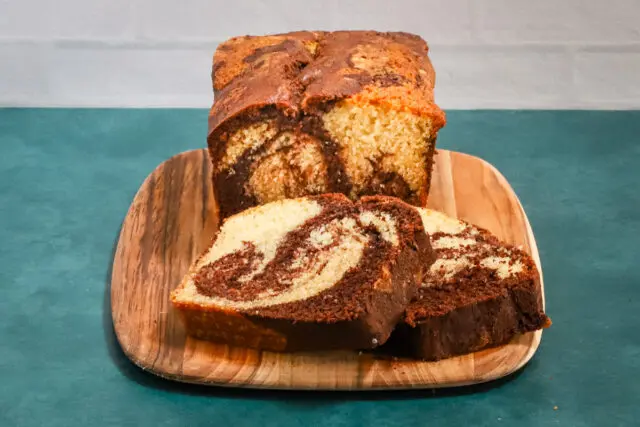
(1, 0), (639, 109)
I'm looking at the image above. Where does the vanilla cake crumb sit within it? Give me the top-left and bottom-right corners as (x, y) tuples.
(428, 256), (472, 282)
(322, 101), (433, 198)
(418, 209), (467, 235)
(358, 211), (399, 245)
(480, 256), (524, 279)
(432, 236), (477, 250)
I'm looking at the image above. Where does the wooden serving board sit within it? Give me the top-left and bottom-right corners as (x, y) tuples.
(111, 149), (545, 390)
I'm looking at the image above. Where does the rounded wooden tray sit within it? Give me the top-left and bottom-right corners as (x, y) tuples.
(111, 149), (545, 390)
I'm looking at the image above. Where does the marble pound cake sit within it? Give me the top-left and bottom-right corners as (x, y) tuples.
(208, 30), (446, 219)
(389, 209), (551, 361)
(171, 194), (434, 352)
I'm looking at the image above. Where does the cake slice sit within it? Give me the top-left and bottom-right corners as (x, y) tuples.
(390, 208), (551, 361)
(208, 30), (446, 219)
(171, 194), (434, 352)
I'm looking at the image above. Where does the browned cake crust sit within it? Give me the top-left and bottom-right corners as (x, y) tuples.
(208, 31), (446, 219)
(171, 194), (434, 352)
(385, 209), (550, 361)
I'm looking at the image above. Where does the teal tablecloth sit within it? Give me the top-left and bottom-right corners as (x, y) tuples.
(1, 109), (638, 426)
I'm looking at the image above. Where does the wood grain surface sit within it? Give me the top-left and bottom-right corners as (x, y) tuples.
(111, 149), (546, 390)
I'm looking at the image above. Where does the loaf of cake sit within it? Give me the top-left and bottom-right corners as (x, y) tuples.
(208, 30), (446, 219)
(390, 209), (551, 361)
(171, 194), (434, 352)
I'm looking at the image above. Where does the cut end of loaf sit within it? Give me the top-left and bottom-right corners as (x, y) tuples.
(211, 100), (435, 217)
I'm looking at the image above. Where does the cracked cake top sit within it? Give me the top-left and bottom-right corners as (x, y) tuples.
(208, 30), (446, 137)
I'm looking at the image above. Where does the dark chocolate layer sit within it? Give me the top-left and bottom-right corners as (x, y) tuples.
(385, 277), (550, 361)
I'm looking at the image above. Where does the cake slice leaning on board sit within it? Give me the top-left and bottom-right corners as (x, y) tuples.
(208, 30), (446, 219)
(171, 194), (434, 352)
(389, 208), (551, 361)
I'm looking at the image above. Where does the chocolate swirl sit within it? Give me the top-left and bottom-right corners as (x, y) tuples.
(192, 199), (400, 309)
